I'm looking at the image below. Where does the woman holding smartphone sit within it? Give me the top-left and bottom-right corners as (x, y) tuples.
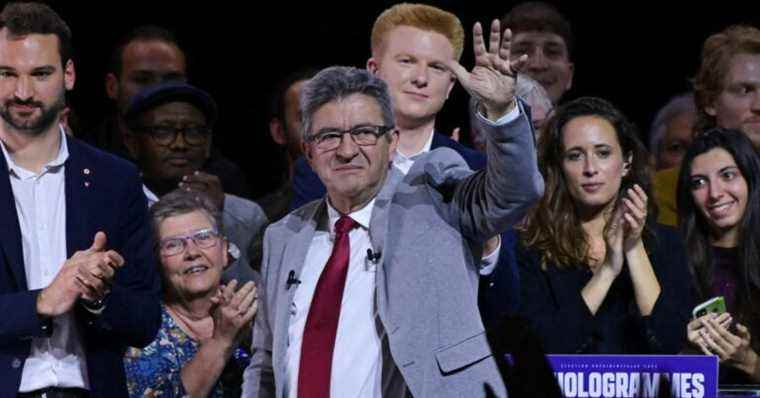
(516, 97), (693, 354)
(678, 128), (760, 383)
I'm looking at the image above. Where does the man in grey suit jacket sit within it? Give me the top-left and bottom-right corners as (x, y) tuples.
(243, 19), (543, 398)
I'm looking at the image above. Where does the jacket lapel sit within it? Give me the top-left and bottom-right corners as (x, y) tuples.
(282, 203), (322, 306)
(369, 167), (403, 331)
(273, 201), (322, 392)
(0, 150), (27, 289)
(430, 130), (445, 150)
(63, 136), (91, 257)
(369, 167), (403, 262)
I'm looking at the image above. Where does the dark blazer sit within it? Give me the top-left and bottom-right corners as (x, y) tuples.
(516, 224), (693, 355)
(0, 135), (161, 398)
(479, 228), (521, 327)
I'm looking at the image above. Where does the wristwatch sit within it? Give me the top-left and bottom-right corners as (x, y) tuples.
(81, 297), (106, 314)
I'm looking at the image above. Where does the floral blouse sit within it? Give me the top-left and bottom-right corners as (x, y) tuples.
(124, 304), (250, 397)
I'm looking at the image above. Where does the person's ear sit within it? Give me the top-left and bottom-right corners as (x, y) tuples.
(566, 62), (575, 91)
(705, 104), (718, 117)
(123, 128), (139, 159)
(222, 239), (231, 270)
(622, 153), (633, 176)
(388, 129), (399, 155)
(445, 74), (455, 100)
(105, 72), (119, 100)
(269, 118), (287, 146)
(204, 138), (212, 159)
(366, 58), (379, 75)
(63, 60), (76, 91)
(302, 140), (313, 162)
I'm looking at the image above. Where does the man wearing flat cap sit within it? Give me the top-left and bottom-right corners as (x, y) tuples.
(123, 82), (266, 284)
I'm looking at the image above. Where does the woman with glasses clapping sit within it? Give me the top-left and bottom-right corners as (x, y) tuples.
(124, 189), (258, 397)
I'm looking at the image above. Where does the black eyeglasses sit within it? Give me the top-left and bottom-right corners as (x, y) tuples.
(306, 125), (394, 151)
(139, 125), (212, 147)
(158, 228), (221, 256)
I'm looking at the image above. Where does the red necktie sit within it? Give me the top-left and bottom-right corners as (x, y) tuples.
(298, 215), (357, 398)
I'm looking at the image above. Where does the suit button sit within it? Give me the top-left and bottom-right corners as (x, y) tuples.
(11, 358), (21, 368)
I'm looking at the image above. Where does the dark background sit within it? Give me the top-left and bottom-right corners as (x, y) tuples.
(47, 0), (760, 198)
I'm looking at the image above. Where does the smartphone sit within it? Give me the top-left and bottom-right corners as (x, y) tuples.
(692, 296), (727, 319)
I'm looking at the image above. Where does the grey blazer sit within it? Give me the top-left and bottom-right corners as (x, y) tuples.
(242, 108), (544, 398)
(220, 193), (267, 284)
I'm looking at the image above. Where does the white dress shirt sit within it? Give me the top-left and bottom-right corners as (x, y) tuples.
(0, 128), (90, 392)
(392, 127), (435, 175)
(286, 200), (382, 397)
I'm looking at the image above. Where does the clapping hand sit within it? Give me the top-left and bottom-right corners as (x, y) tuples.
(210, 279), (258, 345)
(180, 171), (226, 211)
(599, 203), (625, 278)
(37, 232), (124, 317)
(620, 184), (648, 252)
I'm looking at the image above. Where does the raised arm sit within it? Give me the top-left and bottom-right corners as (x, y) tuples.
(445, 20), (544, 241)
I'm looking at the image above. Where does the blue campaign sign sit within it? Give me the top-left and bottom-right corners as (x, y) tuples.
(546, 355), (719, 398)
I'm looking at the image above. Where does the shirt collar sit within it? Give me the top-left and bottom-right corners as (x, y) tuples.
(1, 125), (69, 177)
(395, 127), (435, 161)
(143, 184), (160, 207)
(326, 197), (375, 233)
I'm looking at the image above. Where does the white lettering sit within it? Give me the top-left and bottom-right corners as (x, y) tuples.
(628, 372), (640, 396)
(588, 372), (602, 398)
(555, 372), (563, 395)
(691, 373), (704, 398)
(680, 373), (692, 398)
(566, 372), (578, 396)
(670, 373), (680, 397)
(643, 372), (661, 397)
(553, 369), (707, 398)
(580, 372), (591, 398)
(615, 372), (628, 397)
(603, 373), (615, 397)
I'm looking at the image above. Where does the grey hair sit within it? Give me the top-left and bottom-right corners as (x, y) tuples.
(469, 74), (553, 146)
(516, 73), (554, 110)
(150, 189), (223, 244)
(648, 92), (697, 154)
(300, 66), (395, 141)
